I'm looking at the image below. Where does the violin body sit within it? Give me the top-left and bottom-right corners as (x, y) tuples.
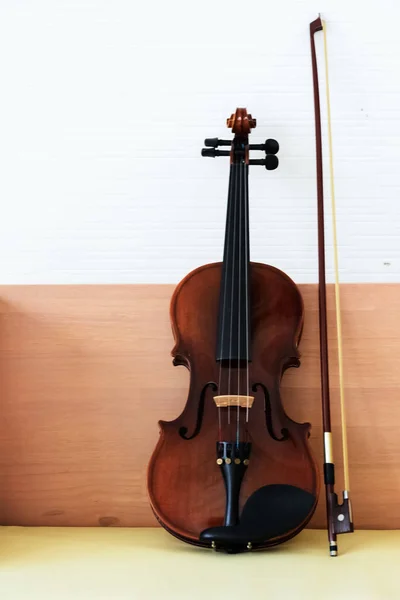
(148, 109), (319, 553)
(148, 262), (318, 550)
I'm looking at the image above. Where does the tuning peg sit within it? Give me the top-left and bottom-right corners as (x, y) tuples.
(204, 138), (219, 148)
(265, 154), (279, 170)
(249, 155), (279, 170)
(249, 139), (279, 154)
(264, 139), (279, 154)
(204, 138), (231, 148)
(201, 148), (230, 158)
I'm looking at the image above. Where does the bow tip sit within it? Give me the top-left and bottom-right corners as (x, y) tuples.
(310, 15), (323, 34)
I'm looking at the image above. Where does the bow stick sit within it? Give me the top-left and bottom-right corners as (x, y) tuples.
(310, 15), (354, 556)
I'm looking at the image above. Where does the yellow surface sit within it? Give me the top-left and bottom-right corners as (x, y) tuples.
(0, 527), (399, 599)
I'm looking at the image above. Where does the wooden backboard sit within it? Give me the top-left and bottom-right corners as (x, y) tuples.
(0, 284), (398, 529)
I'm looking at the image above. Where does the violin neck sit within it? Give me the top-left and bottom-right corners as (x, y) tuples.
(216, 161), (251, 363)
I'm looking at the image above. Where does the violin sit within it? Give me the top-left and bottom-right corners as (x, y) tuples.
(147, 109), (319, 553)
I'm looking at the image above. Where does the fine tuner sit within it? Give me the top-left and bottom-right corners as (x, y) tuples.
(201, 111), (279, 170)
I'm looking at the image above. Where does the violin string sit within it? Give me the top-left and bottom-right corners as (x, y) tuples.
(236, 160), (243, 448)
(218, 164), (235, 439)
(245, 161), (250, 425)
(228, 161), (239, 429)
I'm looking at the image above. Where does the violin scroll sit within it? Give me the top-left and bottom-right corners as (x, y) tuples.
(227, 108), (256, 134)
(202, 108), (279, 169)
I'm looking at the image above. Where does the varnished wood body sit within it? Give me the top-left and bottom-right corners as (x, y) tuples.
(147, 262), (319, 547)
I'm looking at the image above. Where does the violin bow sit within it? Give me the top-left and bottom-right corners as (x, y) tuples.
(310, 15), (354, 556)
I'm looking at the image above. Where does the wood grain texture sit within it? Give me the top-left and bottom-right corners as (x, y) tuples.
(0, 283), (398, 529)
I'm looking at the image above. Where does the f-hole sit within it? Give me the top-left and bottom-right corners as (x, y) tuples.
(179, 382), (218, 440)
(252, 383), (289, 442)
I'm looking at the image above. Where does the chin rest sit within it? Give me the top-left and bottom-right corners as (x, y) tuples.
(200, 484), (316, 551)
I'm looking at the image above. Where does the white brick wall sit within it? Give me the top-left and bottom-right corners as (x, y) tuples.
(1, 0), (399, 284)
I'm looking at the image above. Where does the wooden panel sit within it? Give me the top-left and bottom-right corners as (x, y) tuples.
(0, 283), (398, 529)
